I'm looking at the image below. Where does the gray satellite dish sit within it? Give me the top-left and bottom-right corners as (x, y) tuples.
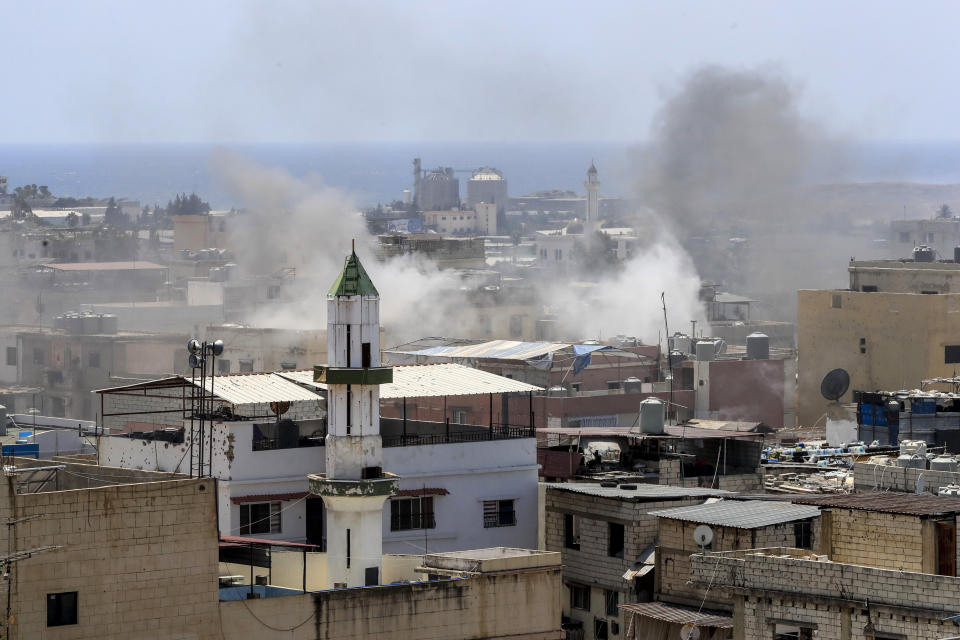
(693, 524), (714, 548)
(820, 368), (851, 402)
(680, 623), (701, 640)
(916, 474), (925, 494)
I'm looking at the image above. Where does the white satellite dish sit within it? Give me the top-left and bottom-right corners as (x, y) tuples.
(680, 622), (701, 640)
(916, 474), (925, 494)
(693, 524), (714, 548)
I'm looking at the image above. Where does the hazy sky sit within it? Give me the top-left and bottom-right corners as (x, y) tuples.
(3, 0), (959, 144)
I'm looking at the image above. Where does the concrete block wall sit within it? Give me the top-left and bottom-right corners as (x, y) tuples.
(3, 478), (220, 640)
(219, 568), (564, 640)
(691, 549), (960, 639)
(853, 461), (960, 495)
(828, 508), (924, 571)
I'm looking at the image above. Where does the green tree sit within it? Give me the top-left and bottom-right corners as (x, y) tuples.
(65, 212), (79, 228)
(938, 204), (954, 219)
(103, 197), (127, 226)
(38, 185), (51, 199)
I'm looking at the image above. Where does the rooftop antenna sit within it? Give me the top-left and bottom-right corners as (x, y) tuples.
(661, 293), (673, 425)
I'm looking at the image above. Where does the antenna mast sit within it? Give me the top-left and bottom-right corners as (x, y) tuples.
(662, 292), (673, 425)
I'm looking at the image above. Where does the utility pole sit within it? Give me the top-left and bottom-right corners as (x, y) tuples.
(661, 293), (673, 425)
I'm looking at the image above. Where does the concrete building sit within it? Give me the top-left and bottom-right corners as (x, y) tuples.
(466, 167), (508, 218)
(680, 493), (960, 640)
(475, 202), (498, 236)
(416, 167), (459, 212)
(542, 483), (730, 640)
(422, 209), (478, 235)
(797, 287), (960, 428)
(204, 324), (328, 374)
(376, 234), (486, 269)
(849, 256), (960, 293)
(890, 215), (960, 259)
(173, 213), (231, 252)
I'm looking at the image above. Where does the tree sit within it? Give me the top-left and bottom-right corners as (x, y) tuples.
(938, 204), (954, 219)
(38, 186), (51, 199)
(65, 212), (79, 228)
(103, 197), (127, 226)
(81, 212), (91, 226)
(166, 192), (211, 216)
(10, 195), (31, 219)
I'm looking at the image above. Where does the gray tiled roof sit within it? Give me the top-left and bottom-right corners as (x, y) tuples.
(648, 500), (821, 529)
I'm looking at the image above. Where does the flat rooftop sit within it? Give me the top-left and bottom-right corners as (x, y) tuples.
(546, 482), (731, 501)
(422, 547), (561, 573)
(850, 259), (960, 271)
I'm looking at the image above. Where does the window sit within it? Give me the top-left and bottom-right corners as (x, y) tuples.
(570, 584), (590, 610)
(861, 285), (877, 292)
(361, 342), (371, 368)
(239, 359), (254, 372)
(280, 361), (297, 370)
(571, 382), (581, 392)
(240, 501), (281, 534)
(925, 232), (936, 243)
(607, 381), (621, 390)
(33, 347), (44, 365)
(946, 345), (960, 364)
(594, 619), (609, 640)
(218, 359), (231, 374)
(564, 513), (580, 550)
(794, 520), (812, 549)
(47, 591), (78, 627)
(5, 346), (15, 366)
(773, 624), (814, 640)
(509, 315), (523, 338)
(88, 352), (101, 368)
(483, 499), (516, 527)
(831, 294), (842, 309)
(390, 497), (435, 531)
(608, 522), (624, 558)
(452, 409), (467, 424)
(604, 589), (619, 616)
(922, 290), (939, 294)
(899, 231), (911, 243)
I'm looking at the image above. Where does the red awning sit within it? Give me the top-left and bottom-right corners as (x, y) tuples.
(230, 492), (310, 504)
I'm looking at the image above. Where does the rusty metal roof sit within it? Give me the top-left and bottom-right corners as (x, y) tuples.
(619, 601), (733, 629)
(793, 492), (960, 516)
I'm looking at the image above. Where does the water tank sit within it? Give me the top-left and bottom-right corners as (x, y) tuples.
(99, 314), (119, 335)
(209, 267), (226, 282)
(81, 313), (100, 334)
(223, 263), (238, 281)
(54, 314), (67, 331)
(622, 377), (643, 394)
(547, 386), (568, 398)
(954, 246), (960, 263)
(900, 440), (928, 457)
(695, 340), (716, 362)
(670, 334), (693, 354)
(639, 398), (665, 434)
(941, 484), (960, 496)
(931, 456), (959, 472)
(746, 333), (769, 360)
(914, 245), (936, 262)
(668, 350), (686, 368)
(896, 454), (926, 469)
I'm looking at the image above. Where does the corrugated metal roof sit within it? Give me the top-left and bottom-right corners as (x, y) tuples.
(404, 339), (572, 361)
(620, 602), (732, 629)
(193, 373), (323, 406)
(793, 493), (960, 516)
(649, 500), (820, 529)
(280, 363), (541, 399)
(547, 482), (731, 501)
(42, 261), (167, 271)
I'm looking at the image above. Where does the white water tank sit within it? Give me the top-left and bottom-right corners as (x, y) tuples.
(639, 398), (665, 434)
(900, 440), (928, 457)
(931, 456), (959, 472)
(896, 454), (926, 469)
(695, 340), (716, 362)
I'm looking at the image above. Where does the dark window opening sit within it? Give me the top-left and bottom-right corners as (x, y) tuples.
(218, 359), (231, 374)
(608, 522), (624, 558)
(794, 520), (812, 549)
(604, 589), (619, 616)
(861, 285), (878, 292)
(391, 496), (436, 530)
(240, 501), (281, 534)
(483, 499), (516, 527)
(87, 351), (101, 368)
(239, 359), (254, 372)
(595, 619), (609, 640)
(922, 290), (939, 295)
(365, 566), (378, 586)
(570, 584), (590, 611)
(946, 345), (960, 364)
(346, 529), (351, 569)
(346, 324), (352, 366)
(607, 381), (621, 390)
(564, 514), (580, 550)
(5, 346), (15, 367)
(47, 591), (78, 627)
(362, 342), (371, 368)
(346, 385), (352, 433)
(831, 294), (842, 309)
(33, 347), (44, 365)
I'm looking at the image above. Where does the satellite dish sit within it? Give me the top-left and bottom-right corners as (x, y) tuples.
(680, 623), (701, 640)
(820, 368), (851, 401)
(693, 525), (714, 548)
(916, 474), (925, 494)
(270, 401), (291, 416)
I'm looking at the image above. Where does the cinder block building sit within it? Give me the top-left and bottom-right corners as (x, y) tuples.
(541, 482), (731, 640)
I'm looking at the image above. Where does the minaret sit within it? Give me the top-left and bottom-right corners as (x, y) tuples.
(309, 247), (397, 588)
(585, 161), (599, 232)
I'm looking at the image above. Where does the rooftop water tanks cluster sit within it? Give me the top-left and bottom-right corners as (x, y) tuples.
(913, 245), (936, 262)
(54, 311), (119, 335)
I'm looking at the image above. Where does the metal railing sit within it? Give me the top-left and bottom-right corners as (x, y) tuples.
(382, 423), (535, 448)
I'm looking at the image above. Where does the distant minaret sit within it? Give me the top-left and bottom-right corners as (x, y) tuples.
(585, 161), (599, 232)
(309, 246), (397, 588)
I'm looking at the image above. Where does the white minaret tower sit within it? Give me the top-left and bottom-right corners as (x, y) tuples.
(585, 161), (600, 232)
(309, 246), (397, 588)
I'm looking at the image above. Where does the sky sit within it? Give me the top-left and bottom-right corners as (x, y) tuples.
(3, 0), (959, 144)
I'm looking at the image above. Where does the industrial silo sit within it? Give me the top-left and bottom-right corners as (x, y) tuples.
(417, 167), (460, 212)
(466, 167), (508, 219)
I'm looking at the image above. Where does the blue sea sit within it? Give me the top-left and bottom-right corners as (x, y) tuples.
(0, 141), (959, 209)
